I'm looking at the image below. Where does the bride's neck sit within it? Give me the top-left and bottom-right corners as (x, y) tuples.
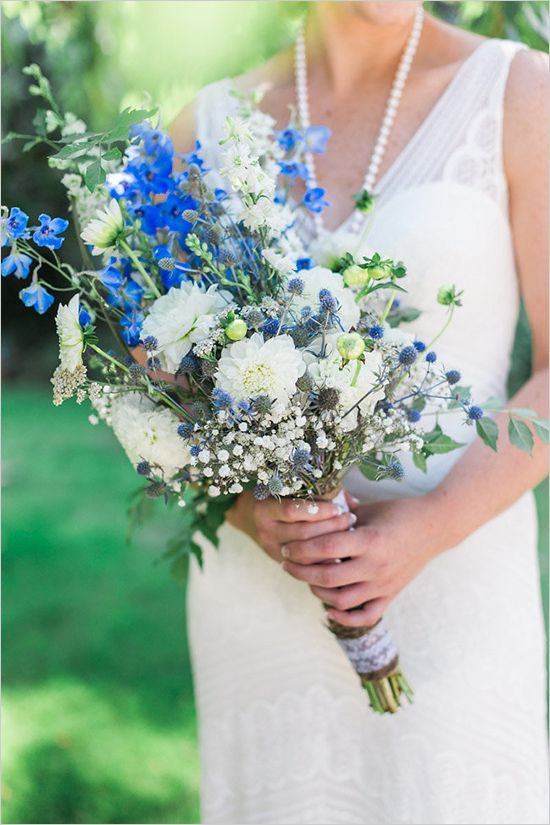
(306, 5), (422, 95)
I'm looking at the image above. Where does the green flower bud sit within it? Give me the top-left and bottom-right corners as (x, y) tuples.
(343, 264), (369, 288)
(336, 332), (365, 361)
(368, 262), (393, 281)
(437, 285), (462, 306)
(226, 319), (248, 341)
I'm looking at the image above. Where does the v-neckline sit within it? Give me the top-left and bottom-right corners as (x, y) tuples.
(329, 38), (494, 235)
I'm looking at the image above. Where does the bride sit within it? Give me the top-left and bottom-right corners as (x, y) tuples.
(169, 3), (549, 823)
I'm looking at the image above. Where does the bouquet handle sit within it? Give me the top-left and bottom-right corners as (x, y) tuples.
(325, 489), (414, 714)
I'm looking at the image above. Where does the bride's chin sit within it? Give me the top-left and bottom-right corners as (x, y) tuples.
(342, 1), (422, 25)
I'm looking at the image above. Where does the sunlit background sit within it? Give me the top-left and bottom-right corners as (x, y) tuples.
(2, 2), (548, 823)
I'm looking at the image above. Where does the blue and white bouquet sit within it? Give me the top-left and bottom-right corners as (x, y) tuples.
(4, 66), (546, 714)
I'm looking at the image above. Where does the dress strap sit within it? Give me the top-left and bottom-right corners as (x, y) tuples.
(380, 38), (528, 213)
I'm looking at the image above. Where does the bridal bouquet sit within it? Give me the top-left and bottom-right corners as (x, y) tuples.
(4, 65), (546, 713)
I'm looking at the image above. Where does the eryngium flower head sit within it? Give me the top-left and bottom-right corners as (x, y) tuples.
(317, 386), (341, 411)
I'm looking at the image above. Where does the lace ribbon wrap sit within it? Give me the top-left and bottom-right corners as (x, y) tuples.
(326, 489), (401, 681)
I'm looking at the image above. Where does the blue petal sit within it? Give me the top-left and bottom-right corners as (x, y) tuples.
(305, 126), (331, 155)
(19, 283), (54, 314)
(49, 217), (69, 234)
(1, 252), (32, 279)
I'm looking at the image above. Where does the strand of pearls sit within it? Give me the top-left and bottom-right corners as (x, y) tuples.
(295, 6), (424, 235)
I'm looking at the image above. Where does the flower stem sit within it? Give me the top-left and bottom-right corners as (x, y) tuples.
(119, 239), (161, 298)
(380, 288), (396, 324)
(89, 343), (129, 373)
(426, 305), (454, 350)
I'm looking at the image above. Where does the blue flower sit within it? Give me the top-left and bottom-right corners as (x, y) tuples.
(153, 245), (190, 289)
(425, 351), (437, 363)
(386, 460), (404, 481)
(119, 309), (144, 347)
(262, 318), (280, 337)
(1, 250), (32, 279)
(304, 125), (331, 155)
(79, 306), (92, 328)
(212, 388), (233, 409)
(287, 277), (305, 295)
(407, 408), (421, 423)
(414, 340), (426, 352)
(276, 127), (302, 152)
(142, 336), (158, 352)
(398, 346), (417, 366)
(277, 160), (309, 180)
(180, 140), (205, 170)
(32, 214), (69, 250)
(190, 445), (201, 457)
(136, 460), (151, 476)
(19, 282), (54, 314)
(177, 422), (193, 439)
(467, 405), (484, 421)
(253, 482), (270, 501)
(445, 369), (461, 385)
(319, 288), (337, 311)
(97, 263), (125, 291)
(106, 277), (144, 310)
(369, 324), (384, 340)
(303, 187), (329, 214)
(237, 400), (254, 416)
(296, 257), (312, 271)
(2, 207), (30, 244)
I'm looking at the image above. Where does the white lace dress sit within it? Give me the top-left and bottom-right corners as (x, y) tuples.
(187, 39), (549, 825)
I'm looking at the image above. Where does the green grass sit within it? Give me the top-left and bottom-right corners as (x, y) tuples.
(2, 387), (200, 824)
(2, 385), (548, 824)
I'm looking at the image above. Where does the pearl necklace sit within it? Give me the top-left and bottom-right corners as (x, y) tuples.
(295, 6), (424, 234)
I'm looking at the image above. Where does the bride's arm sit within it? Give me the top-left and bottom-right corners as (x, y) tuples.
(279, 49), (549, 627)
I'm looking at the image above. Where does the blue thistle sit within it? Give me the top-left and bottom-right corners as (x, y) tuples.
(407, 409), (421, 423)
(369, 324), (384, 340)
(467, 405), (484, 421)
(387, 460), (404, 481)
(177, 422), (193, 439)
(267, 476), (284, 496)
(178, 354), (200, 375)
(425, 351), (437, 363)
(190, 445), (201, 457)
(142, 335), (158, 351)
(136, 460), (151, 476)
(262, 318), (280, 337)
(398, 346), (417, 366)
(212, 388), (233, 409)
(445, 369), (461, 385)
(414, 340), (426, 352)
(319, 288), (337, 312)
(253, 483), (270, 501)
(287, 277), (305, 295)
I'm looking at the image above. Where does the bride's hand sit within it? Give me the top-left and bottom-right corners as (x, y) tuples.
(225, 491), (359, 563)
(280, 494), (446, 627)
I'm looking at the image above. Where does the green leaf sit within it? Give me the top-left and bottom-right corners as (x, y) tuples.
(480, 396), (503, 413)
(412, 451), (428, 473)
(475, 417), (499, 452)
(533, 419), (550, 444)
(386, 306), (421, 328)
(508, 416), (534, 455)
(448, 385), (472, 409)
(102, 146), (122, 161)
(422, 424), (464, 455)
(509, 407), (538, 419)
(85, 158), (106, 192)
(358, 461), (381, 481)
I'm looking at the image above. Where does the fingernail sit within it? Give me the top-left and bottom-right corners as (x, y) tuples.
(350, 495), (360, 506)
(281, 545), (289, 558)
(349, 513), (357, 525)
(333, 504), (343, 515)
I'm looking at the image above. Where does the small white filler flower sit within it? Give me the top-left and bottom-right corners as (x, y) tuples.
(81, 198), (124, 256)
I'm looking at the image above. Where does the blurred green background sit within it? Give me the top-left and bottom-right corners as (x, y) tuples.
(2, 2), (548, 823)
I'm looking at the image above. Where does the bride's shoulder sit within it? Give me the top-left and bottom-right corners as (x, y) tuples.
(503, 45), (548, 184)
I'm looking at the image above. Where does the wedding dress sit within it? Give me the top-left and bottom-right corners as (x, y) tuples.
(187, 39), (549, 825)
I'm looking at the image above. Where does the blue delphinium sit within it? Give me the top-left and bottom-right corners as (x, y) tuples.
(276, 127), (302, 152)
(1, 250), (32, 279)
(119, 309), (143, 347)
(19, 282), (54, 314)
(212, 388), (233, 410)
(304, 125), (331, 154)
(32, 214), (69, 250)
(303, 187), (330, 214)
(296, 257), (312, 271)
(2, 207), (30, 244)
(278, 161), (309, 180)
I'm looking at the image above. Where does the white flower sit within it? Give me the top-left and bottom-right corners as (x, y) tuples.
(308, 343), (385, 431)
(55, 294), (84, 372)
(109, 392), (188, 480)
(262, 247), (296, 276)
(288, 266), (360, 331)
(381, 323), (415, 349)
(81, 198), (124, 256)
(310, 230), (371, 269)
(141, 283), (226, 373)
(215, 332), (305, 406)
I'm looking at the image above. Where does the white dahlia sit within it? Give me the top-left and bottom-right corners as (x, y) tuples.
(308, 343), (385, 431)
(81, 198), (124, 256)
(141, 283), (226, 373)
(287, 266), (360, 332)
(109, 391), (189, 480)
(55, 293), (84, 372)
(215, 332), (305, 406)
